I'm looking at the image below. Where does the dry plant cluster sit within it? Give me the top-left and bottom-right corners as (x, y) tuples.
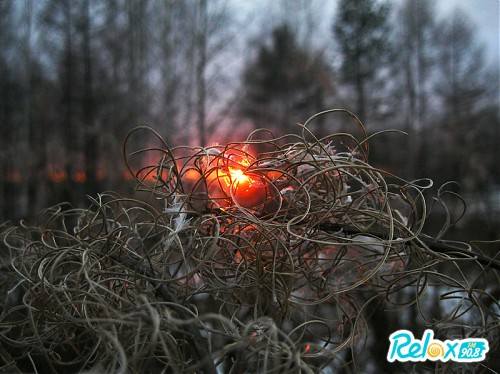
(0, 110), (498, 373)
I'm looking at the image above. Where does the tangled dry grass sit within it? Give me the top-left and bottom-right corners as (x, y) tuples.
(0, 110), (499, 373)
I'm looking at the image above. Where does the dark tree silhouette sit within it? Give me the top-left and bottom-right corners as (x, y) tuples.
(240, 25), (332, 134)
(0, 0), (17, 219)
(333, 0), (391, 124)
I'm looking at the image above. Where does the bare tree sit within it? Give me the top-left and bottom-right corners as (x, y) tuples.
(434, 9), (492, 188)
(191, 0), (235, 145)
(62, 0), (76, 201)
(0, 0), (14, 219)
(23, 0), (35, 212)
(196, 0), (208, 146)
(394, 0), (436, 177)
(82, 0), (98, 195)
(126, 0), (152, 127)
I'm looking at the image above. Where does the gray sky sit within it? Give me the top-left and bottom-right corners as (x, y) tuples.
(436, 0), (499, 65)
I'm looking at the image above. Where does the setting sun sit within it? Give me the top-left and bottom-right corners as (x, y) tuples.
(229, 167), (249, 185)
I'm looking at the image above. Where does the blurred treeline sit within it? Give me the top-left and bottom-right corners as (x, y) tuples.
(0, 0), (499, 238)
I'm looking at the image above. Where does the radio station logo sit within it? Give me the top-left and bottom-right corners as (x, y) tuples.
(387, 329), (489, 363)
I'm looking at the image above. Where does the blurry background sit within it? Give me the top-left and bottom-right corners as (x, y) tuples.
(1, 1), (499, 372)
(0, 0), (499, 240)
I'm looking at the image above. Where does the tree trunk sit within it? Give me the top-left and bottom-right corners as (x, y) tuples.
(0, 59), (10, 219)
(404, 47), (417, 178)
(25, 0), (38, 213)
(354, 42), (366, 124)
(196, 0), (207, 147)
(62, 0), (75, 205)
(355, 72), (366, 125)
(83, 0), (98, 196)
